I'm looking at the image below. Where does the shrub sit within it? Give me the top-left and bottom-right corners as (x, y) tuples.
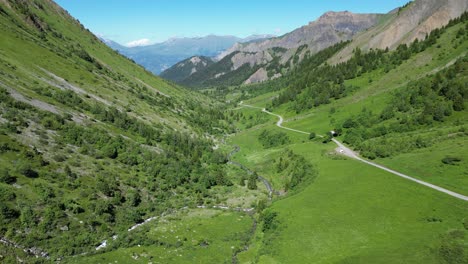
(439, 243), (465, 264)
(0, 168), (16, 184)
(261, 211), (279, 232)
(442, 156), (461, 165)
(0, 204), (20, 220)
(53, 154), (67, 162)
(16, 163), (39, 178)
(309, 132), (316, 140)
(247, 172), (258, 190)
(258, 130), (290, 148)
(0, 185), (16, 202)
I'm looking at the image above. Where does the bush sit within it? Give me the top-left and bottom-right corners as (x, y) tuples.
(309, 132), (316, 140)
(442, 156), (461, 165)
(239, 175), (246, 186)
(16, 163), (39, 178)
(261, 211), (279, 232)
(0, 168), (16, 184)
(259, 130), (290, 148)
(0, 185), (16, 202)
(322, 134), (332, 143)
(247, 172), (258, 190)
(53, 154), (67, 162)
(439, 243), (465, 264)
(0, 204), (20, 220)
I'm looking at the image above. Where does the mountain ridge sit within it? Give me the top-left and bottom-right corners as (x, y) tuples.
(169, 0), (468, 88)
(168, 11), (382, 87)
(330, 0), (468, 63)
(160, 56), (214, 83)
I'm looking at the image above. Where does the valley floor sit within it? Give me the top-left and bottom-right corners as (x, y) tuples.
(228, 105), (468, 263)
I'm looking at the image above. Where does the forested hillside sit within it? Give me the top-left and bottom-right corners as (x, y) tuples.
(0, 0), (245, 262)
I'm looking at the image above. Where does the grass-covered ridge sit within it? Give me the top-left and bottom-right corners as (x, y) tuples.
(0, 0), (263, 262)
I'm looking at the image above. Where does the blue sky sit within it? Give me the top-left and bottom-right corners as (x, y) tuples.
(55, 0), (410, 46)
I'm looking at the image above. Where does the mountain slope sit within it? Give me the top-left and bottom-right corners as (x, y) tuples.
(0, 0), (242, 261)
(180, 11), (381, 87)
(160, 56), (214, 83)
(330, 0), (468, 63)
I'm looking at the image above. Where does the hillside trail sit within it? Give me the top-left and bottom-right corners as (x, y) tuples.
(238, 102), (468, 202)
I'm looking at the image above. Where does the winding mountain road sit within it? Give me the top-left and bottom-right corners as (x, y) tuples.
(239, 102), (468, 202)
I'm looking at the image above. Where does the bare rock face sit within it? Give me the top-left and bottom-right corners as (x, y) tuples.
(331, 0), (468, 63)
(211, 11), (381, 85)
(218, 11), (381, 61)
(231, 51), (273, 70)
(244, 68), (268, 85)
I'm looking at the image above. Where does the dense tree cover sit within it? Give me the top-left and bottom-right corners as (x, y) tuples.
(160, 56), (214, 83)
(275, 149), (318, 191)
(339, 55), (468, 159)
(224, 110), (271, 130)
(0, 1), (243, 261)
(183, 46), (291, 89)
(258, 129), (290, 148)
(0, 85), (235, 259)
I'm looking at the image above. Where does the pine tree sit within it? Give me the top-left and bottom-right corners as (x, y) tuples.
(247, 172), (258, 190)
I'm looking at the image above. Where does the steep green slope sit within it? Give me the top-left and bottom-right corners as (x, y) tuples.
(0, 0), (258, 262)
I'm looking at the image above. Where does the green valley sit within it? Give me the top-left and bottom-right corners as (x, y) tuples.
(0, 0), (467, 263)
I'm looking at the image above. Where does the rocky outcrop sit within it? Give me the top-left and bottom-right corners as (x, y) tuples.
(231, 51), (273, 70)
(244, 68), (268, 85)
(218, 11), (381, 61)
(330, 0), (468, 63)
(208, 11), (381, 85)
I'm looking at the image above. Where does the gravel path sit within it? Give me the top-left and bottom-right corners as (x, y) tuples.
(239, 102), (468, 202)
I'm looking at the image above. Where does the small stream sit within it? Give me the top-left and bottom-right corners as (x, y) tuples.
(227, 145), (278, 198)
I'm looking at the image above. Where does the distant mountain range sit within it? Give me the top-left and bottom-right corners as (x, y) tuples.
(163, 0), (468, 88)
(163, 11), (381, 88)
(101, 34), (274, 74)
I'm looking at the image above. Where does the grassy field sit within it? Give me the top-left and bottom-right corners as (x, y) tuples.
(226, 121), (468, 263)
(260, 142), (468, 263)
(379, 135), (468, 195)
(237, 21), (468, 197)
(226, 22), (468, 262)
(67, 209), (253, 264)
